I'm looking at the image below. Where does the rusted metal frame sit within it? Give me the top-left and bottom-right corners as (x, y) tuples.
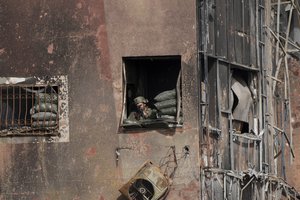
(229, 178), (233, 200)
(281, 83), (287, 179)
(267, 31), (284, 107)
(0, 86), (2, 128)
(201, 168), (205, 199)
(258, 0), (268, 183)
(255, 183), (261, 200)
(203, 0), (211, 167)
(283, 185), (291, 200)
(271, 1), (292, 5)
(266, 27), (287, 55)
(232, 132), (262, 141)
(228, 65), (234, 170)
(277, 34), (300, 52)
(5, 86), (8, 129)
(256, 0), (264, 185)
(266, 74), (283, 83)
(211, 171), (214, 200)
(268, 175), (300, 199)
(196, 0), (203, 197)
(261, 63), (268, 172)
(242, 0), (245, 65)
(199, 0), (211, 197)
(275, 0), (281, 69)
(11, 86), (15, 127)
(270, 124), (295, 158)
(18, 87), (21, 127)
(203, 167), (244, 180)
(223, 60), (260, 72)
(283, 1), (294, 165)
(291, 0), (300, 15)
(223, 173), (227, 200)
(197, 0), (201, 132)
(216, 59), (222, 168)
(121, 60), (127, 125)
(267, 180), (271, 200)
(176, 69), (182, 124)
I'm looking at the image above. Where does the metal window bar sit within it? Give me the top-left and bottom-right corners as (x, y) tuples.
(0, 85), (59, 136)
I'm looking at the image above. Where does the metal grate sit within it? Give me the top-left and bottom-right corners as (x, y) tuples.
(0, 85), (59, 136)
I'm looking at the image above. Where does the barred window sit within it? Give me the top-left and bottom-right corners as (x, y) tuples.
(0, 76), (69, 140)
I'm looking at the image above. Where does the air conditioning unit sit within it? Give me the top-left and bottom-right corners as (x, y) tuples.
(119, 161), (170, 200)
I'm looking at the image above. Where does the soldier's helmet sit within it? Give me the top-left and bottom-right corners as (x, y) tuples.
(134, 96), (148, 104)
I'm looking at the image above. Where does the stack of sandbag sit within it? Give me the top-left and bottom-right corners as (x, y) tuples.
(30, 93), (58, 128)
(154, 89), (178, 120)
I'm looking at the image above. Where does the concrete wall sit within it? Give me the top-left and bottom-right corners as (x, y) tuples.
(286, 58), (300, 192)
(0, 0), (198, 199)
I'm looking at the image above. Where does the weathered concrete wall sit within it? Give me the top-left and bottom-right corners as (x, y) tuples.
(1, 0), (118, 199)
(286, 58), (300, 192)
(0, 0), (198, 199)
(104, 0), (199, 199)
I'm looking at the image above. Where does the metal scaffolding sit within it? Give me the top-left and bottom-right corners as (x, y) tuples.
(198, 0), (300, 199)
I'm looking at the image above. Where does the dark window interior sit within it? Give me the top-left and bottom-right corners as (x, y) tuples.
(123, 56), (182, 128)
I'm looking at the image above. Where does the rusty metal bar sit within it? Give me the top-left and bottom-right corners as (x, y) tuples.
(284, 1), (294, 165)
(275, 0), (281, 68)
(18, 86), (21, 126)
(121, 60), (127, 124)
(176, 70), (182, 124)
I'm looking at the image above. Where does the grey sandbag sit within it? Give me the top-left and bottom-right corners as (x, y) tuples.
(154, 99), (177, 109)
(160, 115), (175, 120)
(32, 120), (57, 128)
(35, 93), (58, 103)
(30, 103), (58, 114)
(154, 89), (176, 101)
(159, 107), (177, 116)
(31, 112), (57, 121)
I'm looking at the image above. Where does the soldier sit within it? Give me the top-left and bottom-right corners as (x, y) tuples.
(127, 96), (157, 121)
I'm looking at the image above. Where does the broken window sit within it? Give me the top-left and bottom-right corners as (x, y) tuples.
(0, 76), (69, 138)
(230, 69), (256, 134)
(121, 56), (182, 129)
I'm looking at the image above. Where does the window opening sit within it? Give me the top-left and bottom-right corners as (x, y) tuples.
(0, 76), (69, 139)
(231, 69), (255, 134)
(122, 56), (182, 129)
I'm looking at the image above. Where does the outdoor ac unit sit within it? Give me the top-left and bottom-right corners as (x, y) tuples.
(119, 161), (170, 200)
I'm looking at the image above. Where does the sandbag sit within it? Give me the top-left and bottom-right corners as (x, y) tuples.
(35, 93), (58, 103)
(32, 120), (57, 128)
(31, 112), (57, 121)
(160, 115), (175, 120)
(154, 89), (176, 102)
(30, 103), (58, 114)
(159, 107), (177, 116)
(154, 99), (177, 109)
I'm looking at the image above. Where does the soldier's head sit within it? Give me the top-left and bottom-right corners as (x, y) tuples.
(134, 96), (148, 111)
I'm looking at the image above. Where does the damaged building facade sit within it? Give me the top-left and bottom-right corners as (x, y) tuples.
(1, 0), (300, 199)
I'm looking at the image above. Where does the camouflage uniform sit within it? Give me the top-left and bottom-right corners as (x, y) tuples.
(126, 96), (157, 121)
(128, 107), (157, 121)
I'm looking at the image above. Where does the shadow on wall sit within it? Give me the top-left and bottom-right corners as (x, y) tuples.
(117, 195), (127, 200)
